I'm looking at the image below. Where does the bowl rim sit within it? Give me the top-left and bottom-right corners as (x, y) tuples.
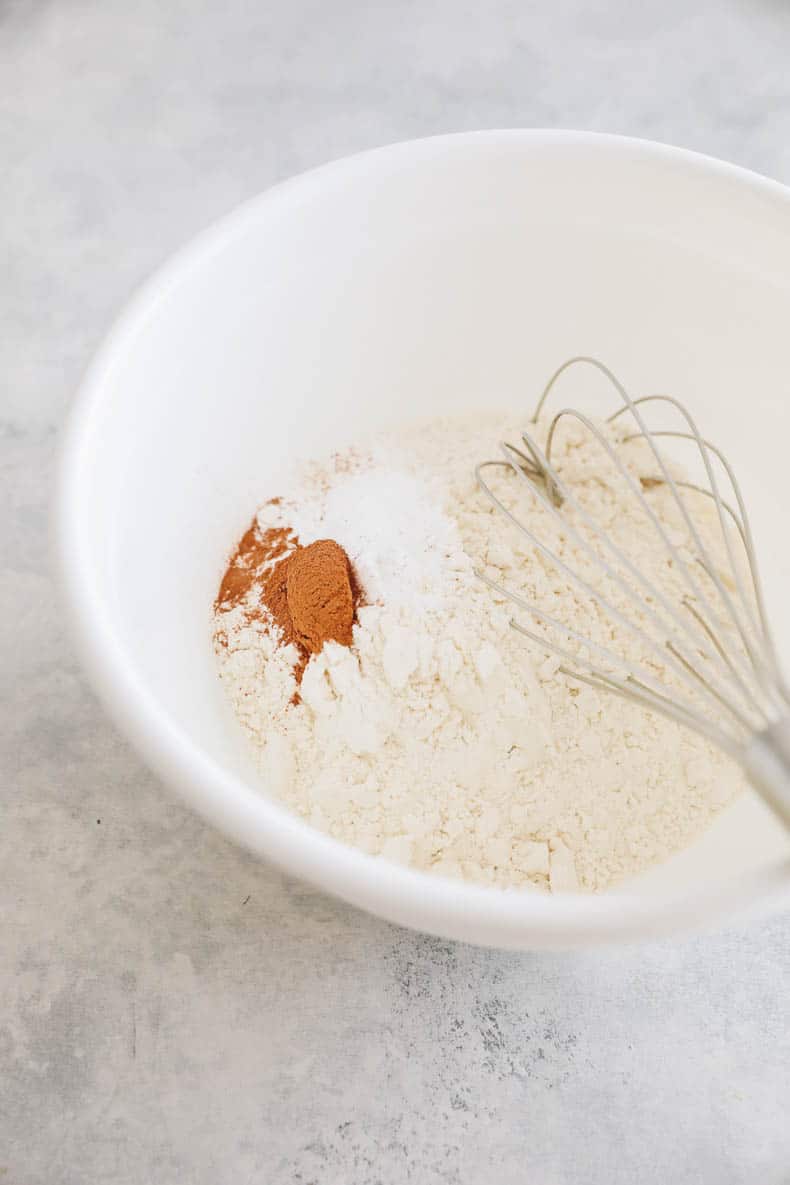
(56, 128), (790, 948)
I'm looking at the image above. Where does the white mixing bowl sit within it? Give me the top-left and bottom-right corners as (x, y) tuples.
(57, 131), (790, 948)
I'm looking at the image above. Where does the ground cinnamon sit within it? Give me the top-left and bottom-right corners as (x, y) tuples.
(260, 548), (310, 687)
(215, 512), (361, 697)
(215, 517), (295, 610)
(287, 540), (355, 652)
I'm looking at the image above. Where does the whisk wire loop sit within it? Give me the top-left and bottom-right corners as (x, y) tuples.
(604, 393), (771, 691)
(477, 357), (790, 823)
(541, 407), (775, 724)
(618, 412), (784, 700)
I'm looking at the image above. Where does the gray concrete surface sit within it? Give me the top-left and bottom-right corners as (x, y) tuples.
(2, 1), (790, 1181)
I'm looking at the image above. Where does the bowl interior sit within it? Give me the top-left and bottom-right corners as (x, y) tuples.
(62, 132), (790, 943)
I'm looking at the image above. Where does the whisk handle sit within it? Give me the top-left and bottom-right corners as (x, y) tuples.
(744, 720), (790, 832)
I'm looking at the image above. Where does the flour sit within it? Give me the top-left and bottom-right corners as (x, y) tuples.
(214, 413), (743, 893)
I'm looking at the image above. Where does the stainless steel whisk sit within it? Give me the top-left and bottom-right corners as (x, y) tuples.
(475, 356), (790, 829)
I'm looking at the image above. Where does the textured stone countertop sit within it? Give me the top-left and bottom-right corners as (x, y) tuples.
(2, 1), (790, 1181)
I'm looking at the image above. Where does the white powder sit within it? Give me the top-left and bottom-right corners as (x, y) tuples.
(289, 468), (461, 609)
(214, 412), (743, 893)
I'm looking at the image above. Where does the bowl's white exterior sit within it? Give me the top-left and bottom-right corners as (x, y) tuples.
(57, 131), (790, 948)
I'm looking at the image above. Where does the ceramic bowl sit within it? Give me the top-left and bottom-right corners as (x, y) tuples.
(57, 131), (790, 948)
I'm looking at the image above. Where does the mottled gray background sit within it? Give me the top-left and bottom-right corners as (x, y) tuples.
(3, 1), (790, 1182)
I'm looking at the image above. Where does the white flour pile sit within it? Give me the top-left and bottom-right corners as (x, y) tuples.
(214, 413), (743, 892)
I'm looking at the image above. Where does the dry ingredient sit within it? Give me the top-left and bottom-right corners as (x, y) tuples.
(216, 517), (361, 696)
(214, 412), (743, 893)
(286, 540), (358, 653)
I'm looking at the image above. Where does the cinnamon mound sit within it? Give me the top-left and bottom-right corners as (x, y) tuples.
(216, 509), (361, 700)
(286, 539), (355, 653)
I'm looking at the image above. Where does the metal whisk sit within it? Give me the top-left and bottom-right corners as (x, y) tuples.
(475, 356), (790, 829)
